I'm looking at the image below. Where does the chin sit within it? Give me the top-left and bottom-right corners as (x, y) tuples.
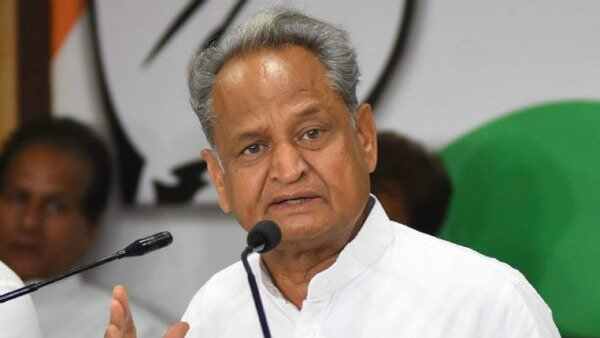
(16, 267), (47, 281)
(278, 218), (332, 243)
(2, 258), (34, 278)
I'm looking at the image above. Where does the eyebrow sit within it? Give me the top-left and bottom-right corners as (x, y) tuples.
(232, 104), (324, 145)
(293, 104), (322, 121)
(233, 129), (268, 146)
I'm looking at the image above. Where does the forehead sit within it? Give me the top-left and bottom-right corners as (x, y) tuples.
(3, 144), (90, 197)
(218, 45), (327, 82)
(216, 46), (335, 102)
(211, 46), (346, 140)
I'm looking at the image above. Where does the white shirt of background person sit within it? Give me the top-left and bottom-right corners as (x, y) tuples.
(0, 260), (43, 338)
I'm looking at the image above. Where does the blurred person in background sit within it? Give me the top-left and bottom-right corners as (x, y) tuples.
(371, 131), (452, 235)
(0, 117), (166, 338)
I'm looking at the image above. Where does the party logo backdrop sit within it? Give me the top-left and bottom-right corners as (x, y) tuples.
(91, 0), (414, 205)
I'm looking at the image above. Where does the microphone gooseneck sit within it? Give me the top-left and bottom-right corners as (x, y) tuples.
(0, 231), (173, 304)
(241, 220), (282, 338)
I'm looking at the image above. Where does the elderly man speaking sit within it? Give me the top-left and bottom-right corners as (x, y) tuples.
(105, 8), (559, 338)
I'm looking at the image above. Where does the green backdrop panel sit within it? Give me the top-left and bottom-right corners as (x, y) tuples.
(440, 100), (600, 337)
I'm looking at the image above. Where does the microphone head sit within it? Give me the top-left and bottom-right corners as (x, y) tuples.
(246, 220), (282, 253)
(122, 231), (173, 257)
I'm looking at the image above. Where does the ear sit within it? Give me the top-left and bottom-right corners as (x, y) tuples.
(354, 103), (378, 173)
(202, 149), (231, 213)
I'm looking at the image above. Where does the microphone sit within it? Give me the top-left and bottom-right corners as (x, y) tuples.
(241, 220), (282, 338)
(247, 220), (282, 254)
(0, 231), (173, 303)
(118, 231), (173, 257)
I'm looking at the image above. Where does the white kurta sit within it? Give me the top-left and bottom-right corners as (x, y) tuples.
(0, 260), (43, 338)
(32, 275), (166, 338)
(182, 198), (560, 337)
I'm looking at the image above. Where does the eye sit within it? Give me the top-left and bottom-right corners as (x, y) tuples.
(241, 143), (266, 156)
(302, 128), (321, 140)
(45, 199), (68, 215)
(2, 189), (27, 205)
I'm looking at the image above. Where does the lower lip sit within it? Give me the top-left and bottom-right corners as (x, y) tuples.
(269, 197), (321, 213)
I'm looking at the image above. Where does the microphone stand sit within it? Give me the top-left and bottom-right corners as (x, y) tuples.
(0, 251), (125, 303)
(0, 231), (172, 303)
(241, 247), (272, 338)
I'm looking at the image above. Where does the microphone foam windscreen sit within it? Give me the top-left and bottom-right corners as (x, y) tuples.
(247, 220), (282, 253)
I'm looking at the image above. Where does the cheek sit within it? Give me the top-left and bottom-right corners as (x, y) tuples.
(44, 216), (90, 255)
(226, 166), (267, 229)
(323, 138), (369, 189)
(310, 137), (370, 214)
(0, 203), (18, 223)
(0, 205), (19, 241)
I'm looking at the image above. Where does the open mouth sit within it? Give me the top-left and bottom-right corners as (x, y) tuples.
(270, 195), (321, 209)
(276, 197), (313, 205)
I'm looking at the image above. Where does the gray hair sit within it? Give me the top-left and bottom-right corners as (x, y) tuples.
(188, 7), (361, 147)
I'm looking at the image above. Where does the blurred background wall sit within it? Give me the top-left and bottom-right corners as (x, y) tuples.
(0, 0), (17, 145)
(2, 0), (600, 334)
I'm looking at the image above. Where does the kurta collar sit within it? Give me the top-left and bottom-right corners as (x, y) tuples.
(255, 195), (393, 303)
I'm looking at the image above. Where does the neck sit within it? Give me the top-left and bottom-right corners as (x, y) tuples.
(261, 197), (374, 309)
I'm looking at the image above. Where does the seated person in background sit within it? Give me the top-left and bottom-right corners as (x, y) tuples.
(0, 259), (42, 338)
(370, 131), (452, 235)
(0, 118), (166, 338)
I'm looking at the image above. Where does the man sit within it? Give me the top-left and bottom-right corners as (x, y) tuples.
(0, 259), (42, 338)
(107, 8), (560, 338)
(371, 131), (452, 235)
(0, 118), (165, 337)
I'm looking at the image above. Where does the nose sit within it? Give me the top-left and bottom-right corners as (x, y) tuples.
(269, 142), (308, 184)
(22, 200), (44, 231)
